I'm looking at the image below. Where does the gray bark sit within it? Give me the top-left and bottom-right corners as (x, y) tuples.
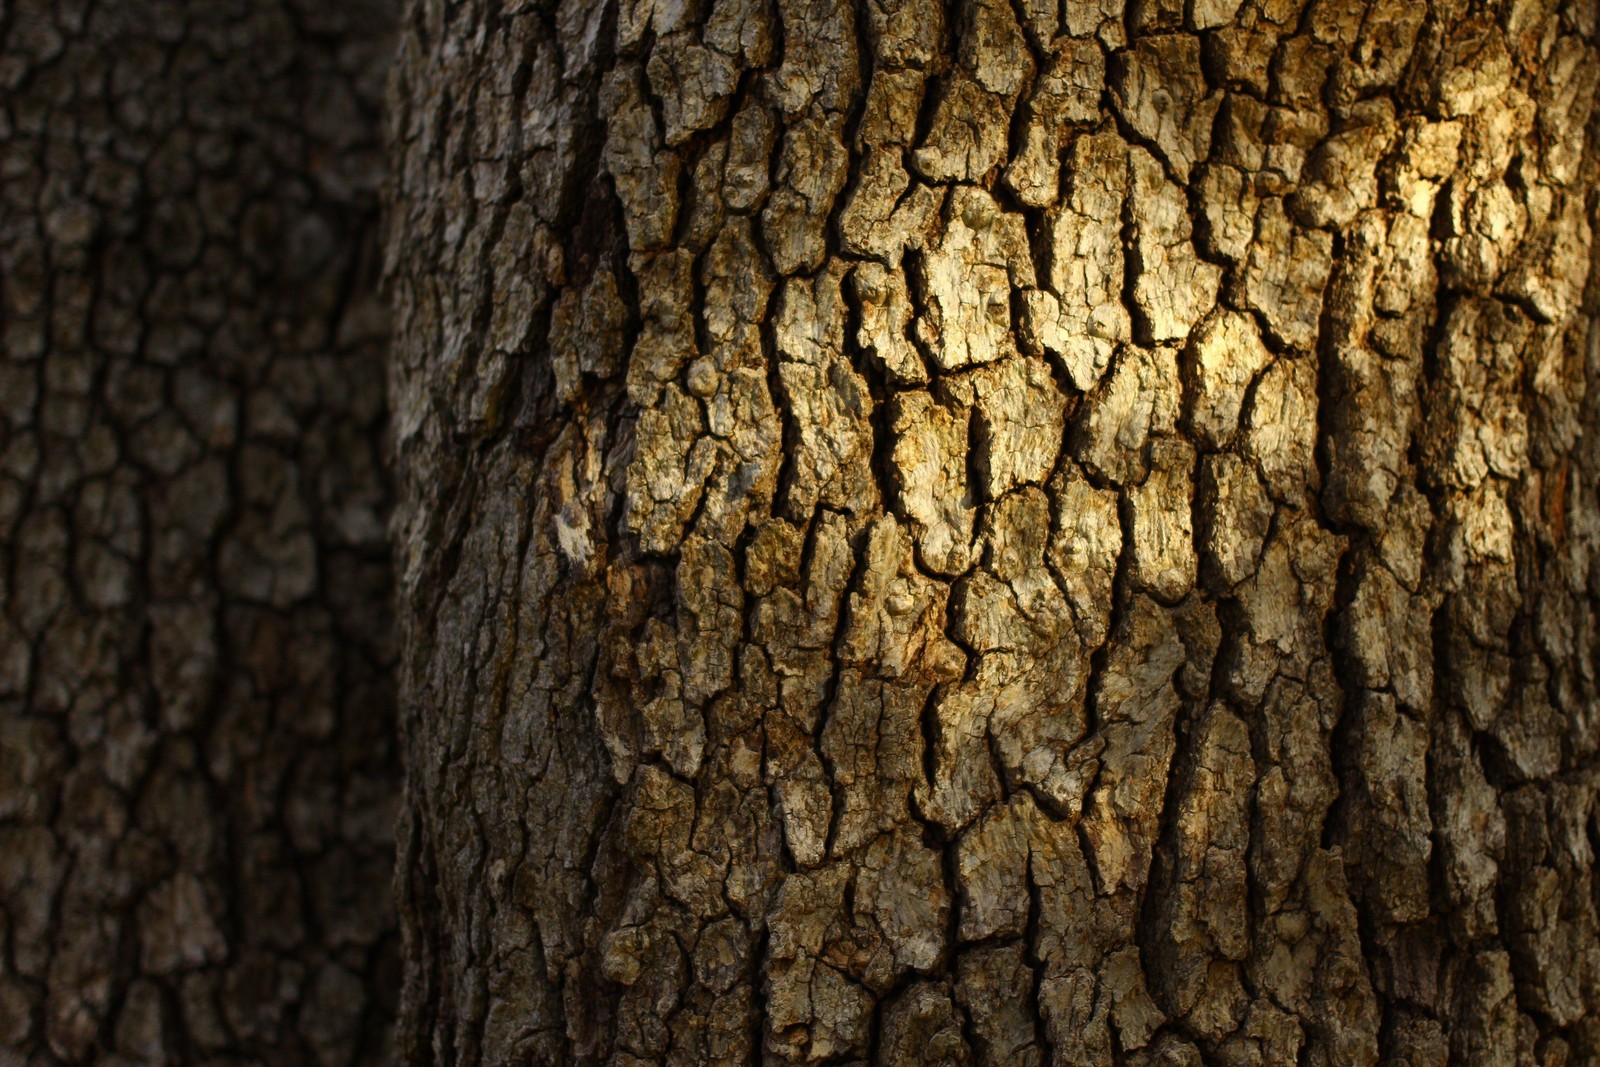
(0, 0), (400, 1062)
(387, 0), (1600, 1064)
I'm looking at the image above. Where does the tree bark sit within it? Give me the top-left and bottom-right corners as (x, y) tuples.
(385, 0), (1600, 1064)
(0, 1), (400, 1062)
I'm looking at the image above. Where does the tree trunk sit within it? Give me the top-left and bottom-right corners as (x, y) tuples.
(0, 1), (400, 1062)
(385, 0), (1600, 1063)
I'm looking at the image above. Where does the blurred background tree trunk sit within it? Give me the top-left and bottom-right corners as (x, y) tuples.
(0, 0), (400, 1062)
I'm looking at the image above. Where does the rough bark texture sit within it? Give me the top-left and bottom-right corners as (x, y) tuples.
(0, 1), (400, 1062)
(386, 0), (1600, 1064)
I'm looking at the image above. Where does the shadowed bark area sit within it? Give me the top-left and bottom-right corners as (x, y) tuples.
(386, 0), (1600, 1063)
(0, 0), (400, 1062)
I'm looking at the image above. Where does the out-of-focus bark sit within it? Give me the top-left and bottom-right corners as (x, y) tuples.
(386, 0), (1600, 1063)
(0, 1), (399, 1062)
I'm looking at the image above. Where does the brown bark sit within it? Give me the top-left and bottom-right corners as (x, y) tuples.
(399, 0), (1599, 1063)
(0, 1), (400, 1062)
